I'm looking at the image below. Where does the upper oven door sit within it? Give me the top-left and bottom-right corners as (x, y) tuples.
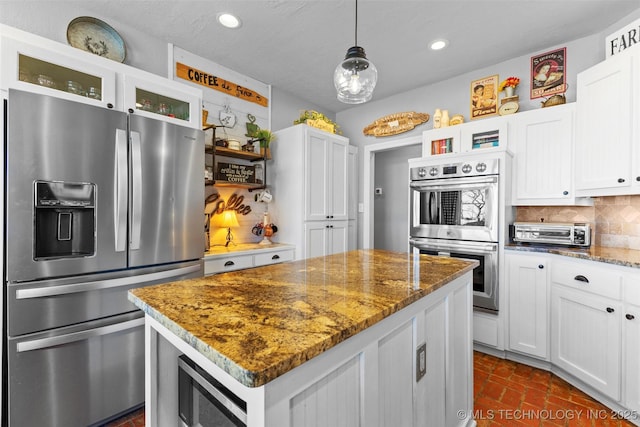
(410, 175), (499, 242)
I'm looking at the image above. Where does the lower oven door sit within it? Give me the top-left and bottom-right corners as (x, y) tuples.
(6, 312), (145, 427)
(410, 237), (499, 312)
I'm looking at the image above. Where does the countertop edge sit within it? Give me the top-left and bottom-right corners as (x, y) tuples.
(505, 244), (640, 269)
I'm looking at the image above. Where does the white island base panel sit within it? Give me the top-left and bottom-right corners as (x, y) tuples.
(144, 272), (476, 427)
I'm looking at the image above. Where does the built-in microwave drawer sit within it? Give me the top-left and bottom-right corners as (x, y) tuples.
(254, 249), (294, 267)
(551, 258), (621, 300)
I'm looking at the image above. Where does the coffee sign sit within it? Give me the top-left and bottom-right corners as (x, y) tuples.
(216, 163), (255, 184)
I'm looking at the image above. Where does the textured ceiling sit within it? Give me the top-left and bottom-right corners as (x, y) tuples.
(68, 1), (640, 113)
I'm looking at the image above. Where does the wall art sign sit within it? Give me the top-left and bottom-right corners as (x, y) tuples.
(530, 48), (566, 99)
(216, 163), (256, 184)
(205, 192), (252, 215)
(362, 111), (430, 137)
(176, 62), (268, 107)
(606, 17), (640, 58)
(470, 75), (498, 120)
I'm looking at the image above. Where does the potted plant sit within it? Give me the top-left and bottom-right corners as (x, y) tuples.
(254, 128), (275, 159)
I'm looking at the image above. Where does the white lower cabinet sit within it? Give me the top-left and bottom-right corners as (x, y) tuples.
(551, 284), (622, 401)
(507, 253), (549, 359)
(624, 302), (640, 415)
(305, 221), (348, 259)
(505, 251), (640, 423)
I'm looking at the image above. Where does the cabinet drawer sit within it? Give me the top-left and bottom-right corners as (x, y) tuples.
(551, 259), (621, 300)
(205, 255), (253, 275)
(254, 249), (294, 267)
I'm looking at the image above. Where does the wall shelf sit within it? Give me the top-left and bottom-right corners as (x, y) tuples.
(204, 125), (268, 190)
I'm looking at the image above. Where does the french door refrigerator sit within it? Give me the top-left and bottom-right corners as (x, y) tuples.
(3, 89), (204, 426)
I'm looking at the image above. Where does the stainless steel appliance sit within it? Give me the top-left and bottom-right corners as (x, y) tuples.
(178, 355), (247, 427)
(511, 222), (591, 247)
(409, 157), (502, 312)
(409, 158), (499, 242)
(3, 89), (204, 427)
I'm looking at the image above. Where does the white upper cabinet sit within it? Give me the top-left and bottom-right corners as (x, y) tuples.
(0, 24), (202, 129)
(512, 103), (590, 206)
(305, 127), (348, 221)
(422, 115), (509, 157)
(1, 34), (117, 109)
(123, 74), (201, 128)
(575, 48), (639, 196)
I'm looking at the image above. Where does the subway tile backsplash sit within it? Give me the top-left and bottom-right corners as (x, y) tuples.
(515, 196), (640, 250)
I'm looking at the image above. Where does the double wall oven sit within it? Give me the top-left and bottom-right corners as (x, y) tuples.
(409, 157), (501, 312)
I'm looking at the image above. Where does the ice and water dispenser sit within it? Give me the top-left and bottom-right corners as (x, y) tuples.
(34, 180), (96, 259)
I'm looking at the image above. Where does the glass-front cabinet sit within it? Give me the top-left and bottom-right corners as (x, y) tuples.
(124, 75), (200, 128)
(1, 37), (116, 108)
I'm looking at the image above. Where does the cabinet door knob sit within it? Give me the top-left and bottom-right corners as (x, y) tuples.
(562, 191), (569, 196)
(627, 314), (636, 320)
(636, 177), (640, 182)
(606, 307), (615, 313)
(618, 178), (626, 183)
(272, 254), (280, 260)
(107, 103), (114, 109)
(538, 264), (544, 269)
(128, 108), (134, 114)
(224, 260), (235, 267)
(574, 275), (589, 283)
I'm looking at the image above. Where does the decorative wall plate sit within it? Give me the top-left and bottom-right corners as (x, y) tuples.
(363, 111), (430, 137)
(67, 16), (126, 62)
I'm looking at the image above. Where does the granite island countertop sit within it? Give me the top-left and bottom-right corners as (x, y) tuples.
(506, 243), (640, 269)
(128, 249), (477, 388)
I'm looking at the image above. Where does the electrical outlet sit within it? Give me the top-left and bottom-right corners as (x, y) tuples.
(416, 342), (426, 382)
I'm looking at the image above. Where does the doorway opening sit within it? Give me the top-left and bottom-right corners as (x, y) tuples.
(363, 136), (421, 249)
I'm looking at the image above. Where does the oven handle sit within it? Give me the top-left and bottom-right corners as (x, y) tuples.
(428, 192), (437, 223)
(410, 175), (498, 191)
(410, 238), (497, 254)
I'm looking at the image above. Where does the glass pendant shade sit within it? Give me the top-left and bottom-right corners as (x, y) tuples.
(334, 46), (377, 104)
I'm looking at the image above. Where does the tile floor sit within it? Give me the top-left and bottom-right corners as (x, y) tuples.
(474, 352), (635, 427)
(106, 352), (636, 427)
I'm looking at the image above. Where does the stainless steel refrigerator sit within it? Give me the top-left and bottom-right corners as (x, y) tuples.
(3, 89), (204, 426)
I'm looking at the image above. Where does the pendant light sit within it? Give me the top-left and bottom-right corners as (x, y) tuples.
(333, 0), (377, 104)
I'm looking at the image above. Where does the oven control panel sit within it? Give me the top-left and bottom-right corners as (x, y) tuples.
(411, 158), (500, 180)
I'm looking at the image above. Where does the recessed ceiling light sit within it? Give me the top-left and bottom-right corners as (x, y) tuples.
(217, 13), (241, 29)
(430, 39), (448, 51)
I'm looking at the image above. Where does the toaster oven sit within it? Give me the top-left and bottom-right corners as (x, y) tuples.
(510, 222), (591, 247)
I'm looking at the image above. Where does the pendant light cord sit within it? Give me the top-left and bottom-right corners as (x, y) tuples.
(354, 0), (358, 47)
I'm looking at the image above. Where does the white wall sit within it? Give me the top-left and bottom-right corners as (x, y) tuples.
(336, 9), (640, 248)
(0, 2), (330, 134)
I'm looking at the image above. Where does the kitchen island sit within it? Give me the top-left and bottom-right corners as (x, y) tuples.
(129, 249), (478, 427)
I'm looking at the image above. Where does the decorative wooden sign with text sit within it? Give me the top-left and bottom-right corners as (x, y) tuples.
(176, 62), (268, 107)
(362, 112), (430, 137)
(216, 163), (256, 184)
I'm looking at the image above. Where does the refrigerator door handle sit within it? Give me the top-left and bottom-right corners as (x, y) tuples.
(115, 129), (128, 252)
(16, 317), (145, 353)
(15, 264), (201, 299)
(130, 130), (143, 250)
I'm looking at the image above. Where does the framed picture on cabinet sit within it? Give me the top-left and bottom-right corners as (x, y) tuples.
(470, 75), (498, 120)
(531, 47), (566, 99)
